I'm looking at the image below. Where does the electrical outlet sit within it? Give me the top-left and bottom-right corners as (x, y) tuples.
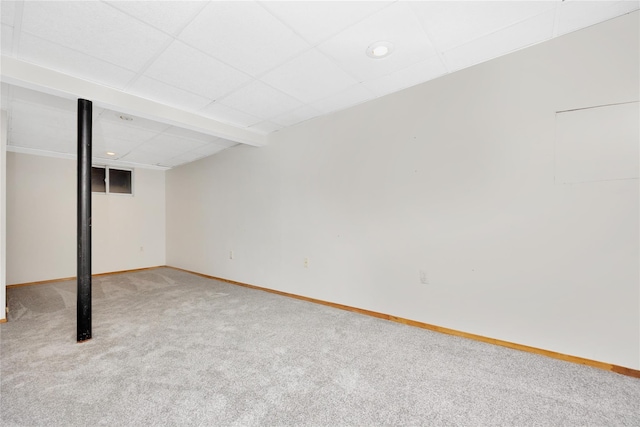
(419, 270), (428, 284)
(229, 250), (234, 260)
(304, 257), (309, 268)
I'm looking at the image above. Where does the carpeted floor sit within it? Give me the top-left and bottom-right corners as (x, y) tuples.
(1, 267), (639, 426)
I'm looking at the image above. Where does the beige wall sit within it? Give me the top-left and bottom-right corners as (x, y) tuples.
(1, 110), (7, 321)
(167, 13), (639, 369)
(6, 152), (166, 284)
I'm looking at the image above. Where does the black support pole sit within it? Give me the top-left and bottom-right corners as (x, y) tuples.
(77, 99), (92, 342)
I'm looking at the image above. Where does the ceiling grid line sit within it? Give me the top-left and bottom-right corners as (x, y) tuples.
(1, 0), (637, 169)
(108, 0), (213, 92)
(552, 3), (563, 37)
(15, 30), (140, 74)
(253, 0), (395, 85)
(8, 0), (23, 58)
(407, 2), (451, 74)
(121, 37), (177, 91)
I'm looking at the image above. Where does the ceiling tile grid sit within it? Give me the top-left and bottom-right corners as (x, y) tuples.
(163, 125), (232, 144)
(1, 0), (638, 169)
(200, 102), (262, 128)
(105, 0), (207, 36)
(311, 83), (376, 115)
(1, 23), (13, 55)
(94, 120), (160, 146)
(10, 85), (76, 112)
(0, 1), (15, 26)
(177, 1), (311, 77)
(261, 1), (393, 45)
(17, 32), (137, 90)
(126, 76), (213, 113)
(19, 1), (173, 71)
(248, 121), (284, 135)
(409, 1), (559, 52)
(96, 108), (172, 135)
(9, 128), (75, 154)
(261, 48), (360, 105)
(363, 56), (448, 98)
(218, 80), (304, 120)
(555, 0), (640, 36)
(141, 40), (253, 101)
(317, 1), (441, 82)
(442, 8), (558, 72)
(271, 105), (323, 127)
(9, 104), (75, 135)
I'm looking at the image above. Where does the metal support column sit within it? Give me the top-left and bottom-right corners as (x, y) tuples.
(77, 99), (92, 342)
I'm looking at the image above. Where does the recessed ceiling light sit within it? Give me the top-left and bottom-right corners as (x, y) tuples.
(118, 114), (133, 121)
(366, 41), (394, 59)
(106, 151), (116, 156)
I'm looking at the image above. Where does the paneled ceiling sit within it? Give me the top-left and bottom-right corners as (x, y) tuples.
(1, 1), (638, 169)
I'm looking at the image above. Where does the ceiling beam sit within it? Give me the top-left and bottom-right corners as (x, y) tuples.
(0, 56), (266, 147)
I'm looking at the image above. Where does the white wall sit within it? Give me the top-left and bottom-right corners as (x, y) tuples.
(1, 110), (7, 321)
(167, 12), (640, 369)
(6, 152), (166, 284)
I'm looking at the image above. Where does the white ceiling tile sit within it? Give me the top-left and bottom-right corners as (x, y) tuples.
(2, 23), (13, 55)
(92, 133), (136, 158)
(410, 1), (558, 52)
(106, 1), (205, 35)
(145, 133), (208, 154)
(20, 1), (172, 70)
(10, 99), (76, 130)
(364, 56), (448, 98)
(10, 115), (75, 141)
(191, 140), (237, 156)
(158, 150), (213, 168)
(92, 136), (142, 160)
(200, 102), (262, 128)
(18, 32), (137, 90)
(163, 159), (194, 168)
(443, 9), (556, 72)
(261, 49), (359, 104)
(11, 86), (78, 114)
(1, 83), (10, 110)
(317, 2), (438, 81)
(96, 108), (172, 134)
(93, 119), (159, 144)
(123, 143), (183, 162)
(143, 41), (252, 100)
(178, 1), (310, 76)
(120, 149), (168, 165)
(93, 152), (124, 161)
(311, 83), (376, 114)
(9, 128), (75, 153)
(219, 80), (303, 120)
(163, 126), (226, 144)
(158, 158), (193, 168)
(127, 76), (212, 112)
(1, 1), (16, 26)
(4, 1), (634, 170)
(11, 86), (77, 113)
(271, 105), (322, 127)
(262, 1), (393, 45)
(214, 139), (239, 150)
(248, 121), (284, 135)
(556, 1), (640, 36)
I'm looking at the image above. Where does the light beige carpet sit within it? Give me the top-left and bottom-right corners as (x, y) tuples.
(1, 267), (639, 426)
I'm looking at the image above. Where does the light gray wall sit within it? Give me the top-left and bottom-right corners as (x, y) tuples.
(6, 152), (166, 284)
(169, 12), (639, 369)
